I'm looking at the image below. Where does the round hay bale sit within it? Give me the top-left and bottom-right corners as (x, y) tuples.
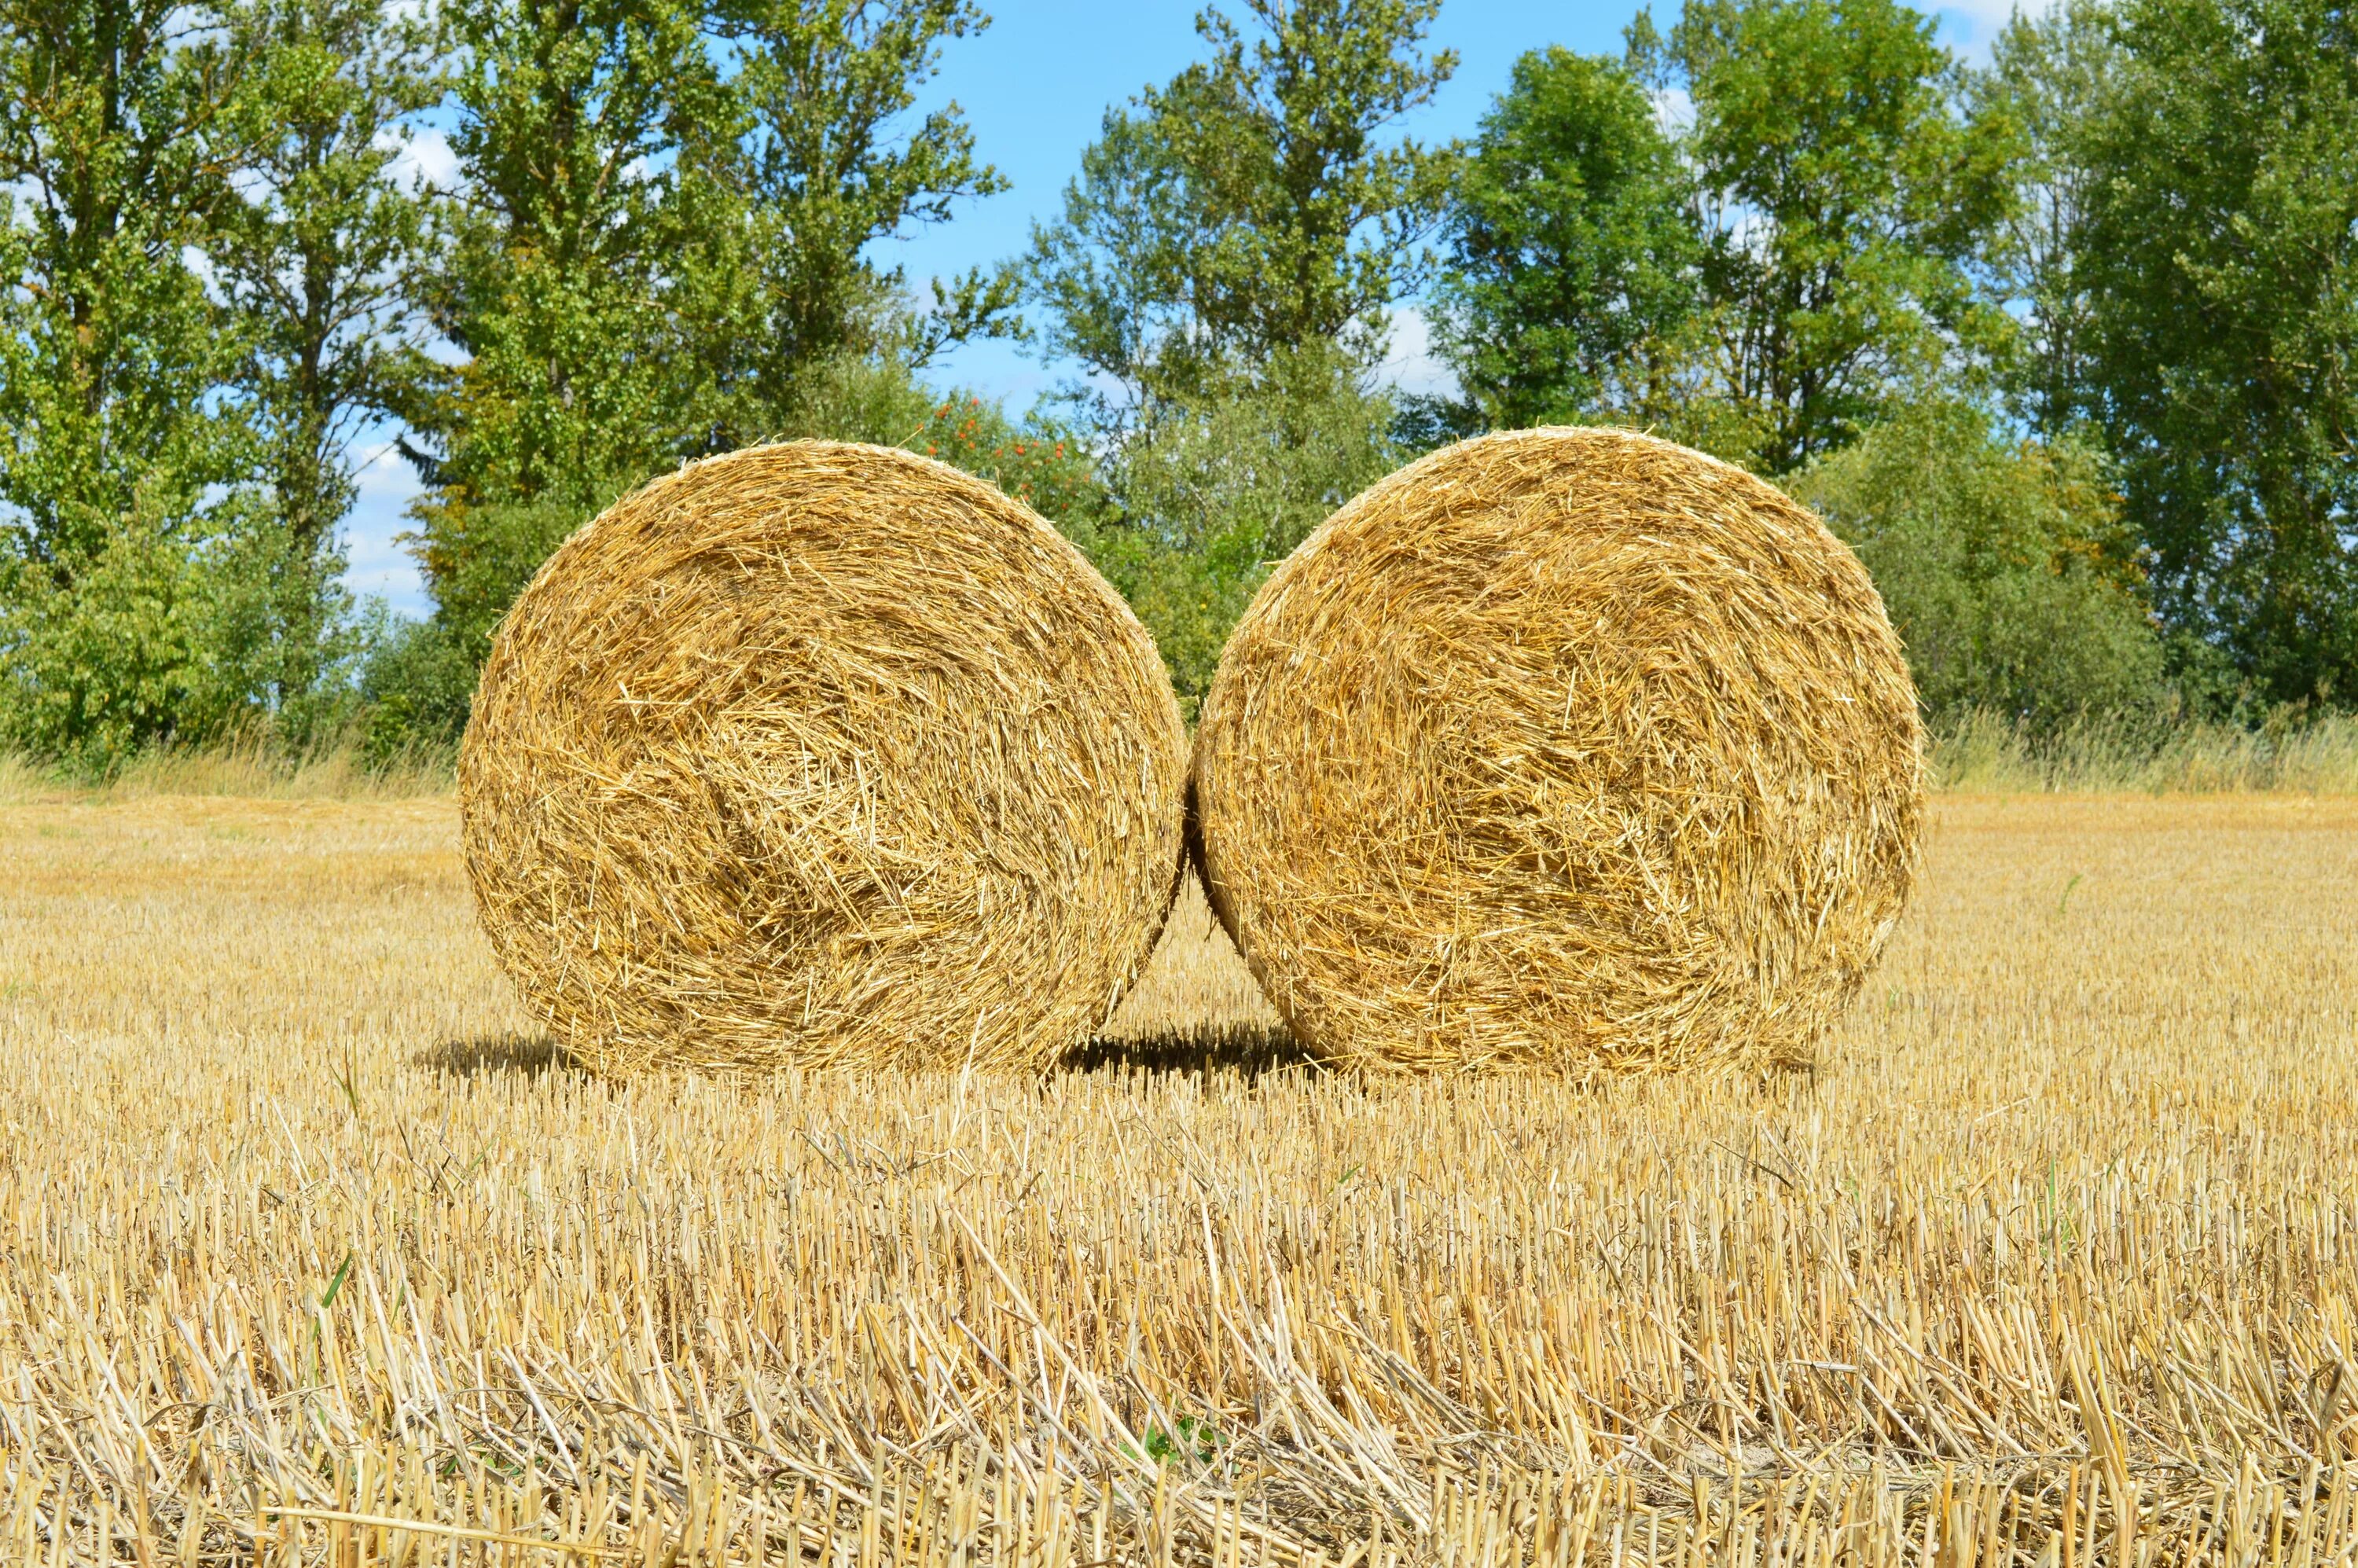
(1192, 427), (1924, 1076)
(460, 440), (1189, 1075)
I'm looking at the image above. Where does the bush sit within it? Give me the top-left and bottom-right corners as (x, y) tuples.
(358, 616), (479, 758)
(0, 502), (299, 767)
(1085, 354), (1404, 714)
(1792, 402), (2165, 729)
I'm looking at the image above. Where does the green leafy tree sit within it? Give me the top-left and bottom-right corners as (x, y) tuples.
(1978, 0), (2116, 439)
(209, 0), (441, 720)
(1794, 400), (2162, 726)
(697, 0), (1014, 447)
(1023, 110), (1220, 417)
(1636, 0), (2018, 472)
(2064, 0), (2358, 704)
(1023, 1), (1443, 708)
(387, 0), (1015, 741)
(405, 0), (717, 520)
(1028, 0), (1457, 417)
(1431, 47), (1701, 429)
(0, 0), (262, 758)
(373, 0), (722, 740)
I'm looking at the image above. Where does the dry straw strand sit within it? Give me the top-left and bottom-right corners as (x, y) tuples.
(8, 791), (2358, 1559)
(1192, 425), (1926, 1075)
(460, 439), (1189, 1074)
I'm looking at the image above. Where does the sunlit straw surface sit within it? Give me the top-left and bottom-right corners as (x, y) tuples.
(462, 440), (1188, 1076)
(3, 793), (2356, 1563)
(1195, 428), (1924, 1077)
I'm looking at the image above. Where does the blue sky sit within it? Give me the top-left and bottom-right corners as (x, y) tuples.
(346, 0), (2015, 615)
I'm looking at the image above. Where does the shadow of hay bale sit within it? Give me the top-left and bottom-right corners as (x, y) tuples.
(1062, 1025), (1315, 1081)
(417, 1034), (578, 1078)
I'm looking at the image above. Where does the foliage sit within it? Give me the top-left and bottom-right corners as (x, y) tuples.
(1633, 0), (2019, 472)
(1792, 400), (2163, 728)
(1977, 0), (2115, 440)
(406, 0), (1012, 500)
(378, 0), (1017, 751)
(407, 491), (604, 672)
(400, 0), (720, 512)
(0, 0), (265, 758)
(210, 0), (442, 722)
(355, 615), (480, 755)
(2060, 0), (2358, 706)
(1431, 48), (1700, 429)
(1020, 2), (1440, 712)
(698, 0), (1016, 446)
(1087, 351), (1401, 714)
(1137, 1414), (1223, 1466)
(1027, 0), (1457, 418)
(6, 0), (2355, 753)
(757, 352), (1107, 528)
(1, 510), (235, 761)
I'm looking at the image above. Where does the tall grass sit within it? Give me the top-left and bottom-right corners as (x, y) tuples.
(11, 711), (2358, 806)
(0, 729), (454, 802)
(1930, 707), (2358, 792)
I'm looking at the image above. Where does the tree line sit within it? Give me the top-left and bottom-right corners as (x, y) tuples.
(0, 0), (2352, 762)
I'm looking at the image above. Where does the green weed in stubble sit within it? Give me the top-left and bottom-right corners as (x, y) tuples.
(1130, 1414), (1224, 1467)
(2057, 873), (2083, 916)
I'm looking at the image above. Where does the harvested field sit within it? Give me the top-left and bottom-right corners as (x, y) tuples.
(3, 791), (2357, 1563)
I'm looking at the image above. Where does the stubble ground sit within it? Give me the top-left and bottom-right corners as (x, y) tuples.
(2, 791), (2355, 1562)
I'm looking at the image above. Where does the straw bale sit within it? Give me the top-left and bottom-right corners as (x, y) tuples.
(1191, 427), (1924, 1075)
(460, 440), (1189, 1074)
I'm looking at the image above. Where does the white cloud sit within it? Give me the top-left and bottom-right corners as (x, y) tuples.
(1934, 0), (2055, 56)
(340, 438), (432, 616)
(1651, 86), (1695, 138)
(1378, 306), (1457, 402)
(180, 243), (218, 292)
(375, 124), (459, 196)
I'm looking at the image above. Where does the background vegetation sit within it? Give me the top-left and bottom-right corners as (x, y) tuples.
(1, 0), (2352, 762)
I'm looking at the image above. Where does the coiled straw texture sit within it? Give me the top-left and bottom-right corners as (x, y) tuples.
(461, 441), (1189, 1074)
(1192, 427), (1924, 1076)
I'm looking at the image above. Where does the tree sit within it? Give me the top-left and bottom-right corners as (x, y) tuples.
(1028, 0), (1456, 419)
(698, 0), (1014, 448)
(209, 0), (440, 717)
(1018, 0), (1447, 707)
(1638, 0), (2018, 472)
(2066, 0), (2358, 705)
(1091, 347), (1400, 711)
(375, 0), (723, 729)
(1431, 47), (1700, 430)
(0, 0), (261, 758)
(393, 0), (1015, 713)
(1978, 0), (2116, 439)
(403, 0), (715, 520)
(1793, 400), (2163, 727)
